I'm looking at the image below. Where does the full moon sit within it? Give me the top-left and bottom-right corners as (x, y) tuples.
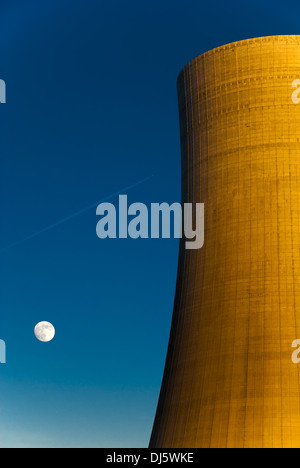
(34, 322), (55, 342)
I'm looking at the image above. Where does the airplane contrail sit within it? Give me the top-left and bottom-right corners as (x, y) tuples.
(0, 174), (154, 252)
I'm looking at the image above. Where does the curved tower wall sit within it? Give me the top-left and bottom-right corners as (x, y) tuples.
(150, 36), (300, 448)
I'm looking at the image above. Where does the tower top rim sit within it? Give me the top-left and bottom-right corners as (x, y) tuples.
(177, 35), (300, 82)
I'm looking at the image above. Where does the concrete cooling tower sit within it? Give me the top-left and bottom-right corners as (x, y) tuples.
(150, 36), (300, 448)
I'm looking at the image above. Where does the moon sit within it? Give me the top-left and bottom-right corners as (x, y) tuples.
(34, 322), (55, 342)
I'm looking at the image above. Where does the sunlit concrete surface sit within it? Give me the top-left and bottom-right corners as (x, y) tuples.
(150, 36), (300, 448)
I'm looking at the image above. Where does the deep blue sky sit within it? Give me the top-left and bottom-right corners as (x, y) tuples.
(0, 0), (299, 448)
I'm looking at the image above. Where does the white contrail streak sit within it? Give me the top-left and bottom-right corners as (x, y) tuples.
(0, 175), (154, 252)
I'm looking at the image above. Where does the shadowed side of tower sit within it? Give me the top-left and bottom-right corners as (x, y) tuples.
(150, 36), (300, 448)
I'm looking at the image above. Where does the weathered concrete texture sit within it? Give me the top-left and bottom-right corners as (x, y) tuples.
(150, 36), (300, 448)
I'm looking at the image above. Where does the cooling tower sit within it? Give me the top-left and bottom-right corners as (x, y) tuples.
(150, 36), (300, 448)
